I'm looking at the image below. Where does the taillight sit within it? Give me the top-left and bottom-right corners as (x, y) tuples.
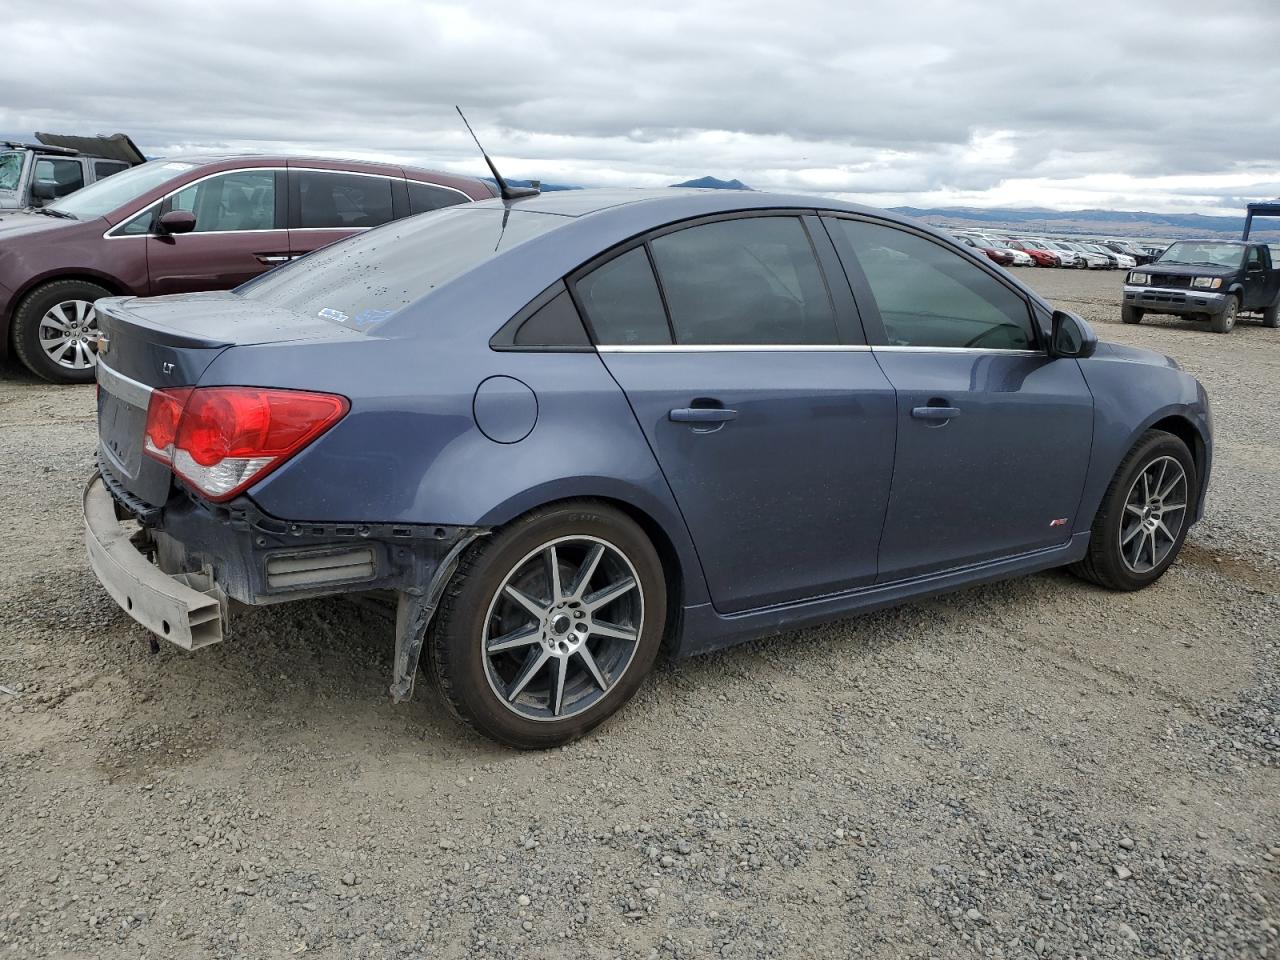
(143, 387), (348, 502)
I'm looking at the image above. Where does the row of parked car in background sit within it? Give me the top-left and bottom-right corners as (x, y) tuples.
(953, 232), (1161, 270)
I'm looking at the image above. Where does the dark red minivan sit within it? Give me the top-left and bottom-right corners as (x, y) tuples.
(0, 155), (496, 382)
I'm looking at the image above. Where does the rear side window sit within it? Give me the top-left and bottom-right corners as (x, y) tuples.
(94, 160), (130, 179)
(830, 218), (1036, 350)
(408, 180), (469, 214)
(575, 247), (672, 345)
(296, 171), (394, 229)
(648, 217), (837, 345)
(238, 206), (564, 329)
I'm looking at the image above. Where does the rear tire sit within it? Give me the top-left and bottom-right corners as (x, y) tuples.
(12, 279), (111, 384)
(1121, 305), (1143, 325)
(429, 501), (667, 749)
(1070, 430), (1196, 591)
(1210, 296), (1238, 334)
(1263, 302), (1279, 328)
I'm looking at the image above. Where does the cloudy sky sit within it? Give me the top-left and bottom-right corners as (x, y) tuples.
(4, 0), (1279, 214)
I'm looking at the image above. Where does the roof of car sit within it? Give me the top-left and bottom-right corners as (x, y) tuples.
(466, 187), (881, 220)
(141, 154), (492, 191)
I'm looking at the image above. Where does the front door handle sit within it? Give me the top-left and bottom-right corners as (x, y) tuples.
(255, 254), (291, 265)
(670, 407), (738, 423)
(911, 405), (961, 420)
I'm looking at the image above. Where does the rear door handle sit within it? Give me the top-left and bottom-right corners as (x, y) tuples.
(911, 405), (961, 420)
(669, 407), (738, 423)
(256, 254), (291, 264)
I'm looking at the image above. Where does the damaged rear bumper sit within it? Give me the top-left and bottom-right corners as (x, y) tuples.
(84, 468), (485, 700)
(85, 475), (227, 650)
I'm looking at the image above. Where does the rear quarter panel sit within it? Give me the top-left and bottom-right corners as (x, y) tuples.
(195, 333), (711, 606)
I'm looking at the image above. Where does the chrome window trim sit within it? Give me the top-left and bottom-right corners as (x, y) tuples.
(103, 166), (472, 240)
(96, 358), (153, 408)
(597, 344), (1042, 355)
(872, 345), (1043, 355)
(597, 344), (871, 352)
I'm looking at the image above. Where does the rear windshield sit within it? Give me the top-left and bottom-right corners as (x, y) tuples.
(237, 206), (564, 330)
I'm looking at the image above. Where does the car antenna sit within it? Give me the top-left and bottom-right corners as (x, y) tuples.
(455, 106), (539, 201)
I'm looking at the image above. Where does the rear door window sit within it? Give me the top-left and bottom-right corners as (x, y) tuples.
(648, 216), (837, 345)
(296, 171), (395, 228)
(93, 160), (130, 179)
(829, 217), (1036, 350)
(170, 170), (277, 232)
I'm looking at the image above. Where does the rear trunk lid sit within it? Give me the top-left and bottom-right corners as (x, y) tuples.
(95, 292), (362, 506)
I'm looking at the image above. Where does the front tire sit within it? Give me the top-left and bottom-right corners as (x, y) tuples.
(12, 279), (111, 383)
(1210, 296), (1238, 334)
(1070, 430), (1196, 591)
(1263, 302), (1279, 328)
(1121, 305), (1143, 325)
(429, 502), (667, 749)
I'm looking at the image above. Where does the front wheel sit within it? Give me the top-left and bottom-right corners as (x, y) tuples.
(1210, 296), (1238, 334)
(1121, 305), (1143, 324)
(1263, 302), (1279, 328)
(12, 279), (112, 383)
(429, 502), (667, 749)
(1070, 430), (1196, 591)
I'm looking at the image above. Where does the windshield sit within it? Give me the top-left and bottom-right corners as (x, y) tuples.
(238, 206), (566, 329)
(0, 151), (23, 192)
(46, 159), (195, 220)
(1157, 241), (1244, 268)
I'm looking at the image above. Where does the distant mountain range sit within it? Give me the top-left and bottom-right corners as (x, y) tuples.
(889, 205), (1279, 241)
(671, 176), (751, 190)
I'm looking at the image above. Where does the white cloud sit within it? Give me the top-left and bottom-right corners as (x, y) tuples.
(2, 0), (1278, 214)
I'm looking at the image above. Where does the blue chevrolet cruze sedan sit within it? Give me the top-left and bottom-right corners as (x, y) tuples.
(85, 189), (1212, 748)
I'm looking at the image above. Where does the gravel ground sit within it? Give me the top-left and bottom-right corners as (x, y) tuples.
(0, 268), (1276, 959)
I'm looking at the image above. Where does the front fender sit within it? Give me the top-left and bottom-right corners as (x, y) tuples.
(1075, 353), (1212, 532)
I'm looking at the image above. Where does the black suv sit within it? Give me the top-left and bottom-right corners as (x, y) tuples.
(1122, 239), (1280, 334)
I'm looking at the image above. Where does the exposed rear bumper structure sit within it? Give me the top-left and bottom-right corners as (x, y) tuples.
(84, 467), (486, 700)
(84, 474), (227, 649)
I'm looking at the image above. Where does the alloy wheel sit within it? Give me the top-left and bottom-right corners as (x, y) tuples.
(482, 535), (644, 722)
(38, 300), (100, 371)
(1118, 455), (1188, 574)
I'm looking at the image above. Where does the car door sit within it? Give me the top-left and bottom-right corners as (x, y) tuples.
(288, 169), (399, 260)
(1242, 246), (1268, 308)
(823, 215), (1094, 583)
(576, 213), (897, 614)
(146, 169), (289, 295)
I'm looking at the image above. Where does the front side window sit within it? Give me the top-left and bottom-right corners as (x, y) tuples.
(830, 218), (1036, 350)
(34, 158), (84, 197)
(575, 247), (671, 345)
(296, 171), (394, 228)
(649, 217), (837, 345)
(170, 170), (276, 232)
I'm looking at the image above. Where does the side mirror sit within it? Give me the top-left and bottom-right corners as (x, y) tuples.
(1049, 309), (1097, 359)
(31, 180), (56, 203)
(157, 210), (197, 235)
